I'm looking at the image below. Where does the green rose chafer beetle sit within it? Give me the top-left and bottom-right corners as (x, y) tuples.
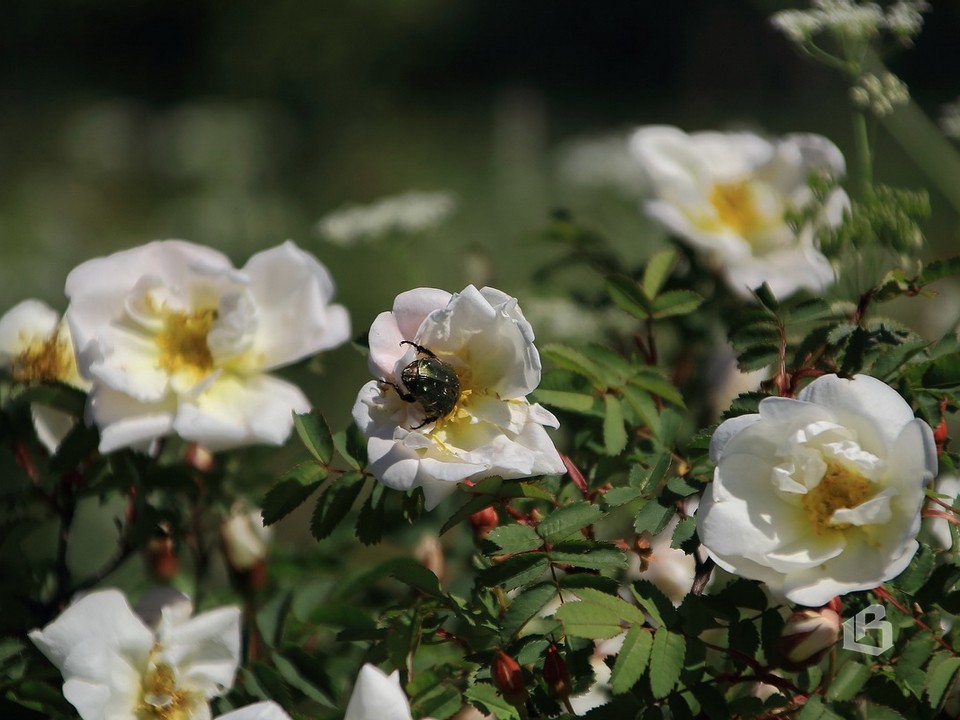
(386, 341), (461, 428)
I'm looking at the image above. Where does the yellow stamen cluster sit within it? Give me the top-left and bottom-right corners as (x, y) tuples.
(709, 181), (763, 237)
(11, 335), (73, 383)
(155, 308), (217, 375)
(138, 661), (201, 720)
(802, 462), (875, 535)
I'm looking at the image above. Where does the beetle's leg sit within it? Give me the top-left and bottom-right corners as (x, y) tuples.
(381, 379), (416, 403)
(410, 415), (437, 430)
(399, 340), (436, 358)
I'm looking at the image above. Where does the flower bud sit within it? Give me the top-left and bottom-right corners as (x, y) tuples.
(184, 443), (215, 472)
(543, 643), (572, 701)
(414, 532), (445, 583)
(469, 506), (499, 541)
(145, 526), (178, 582)
(777, 608), (841, 670)
(491, 649), (528, 707)
(220, 504), (272, 592)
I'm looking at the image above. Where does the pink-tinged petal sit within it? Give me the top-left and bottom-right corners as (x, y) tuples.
(216, 701), (293, 720)
(0, 299), (60, 360)
(173, 375), (310, 451)
(344, 664), (414, 720)
(393, 287), (452, 341)
(88, 387), (177, 453)
(159, 606), (242, 698)
(242, 241), (350, 369)
(368, 311), (408, 380)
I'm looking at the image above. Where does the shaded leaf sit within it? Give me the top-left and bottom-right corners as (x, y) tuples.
(262, 464), (327, 525)
(603, 395), (628, 456)
(293, 410), (334, 465)
(610, 624), (653, 694)
(648, 627), (685, 699)
(643, 249), (678, 300)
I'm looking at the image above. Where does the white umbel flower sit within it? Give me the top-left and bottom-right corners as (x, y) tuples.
(65, 240), (350, 453)
(29, 589), (242, 720)
(629, 126), (847, 299)
(353, 285), (566, 510)
(697, 374), (937, 606)
(316, 191), (457, 247)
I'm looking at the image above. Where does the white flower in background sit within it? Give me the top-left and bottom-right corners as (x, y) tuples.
(941, 98), (960, 140)
(0, 299), (91, 452)
(344, 663), (435, 720)
(770, 0), (929, 47)
(316, 191), (457, 247)
(628, 514), (697, 607)
(925, 474), (960, 551)
(217, 702), (293, 720)
(698, 374), (937, 606)
(555, 132), (648, 195)
(29, 588), (242, 720)
(353, 285), (565, 510)
(629, 126), (847, 299)
(849, 72), (910, 117)
(65, 240), (350, 453)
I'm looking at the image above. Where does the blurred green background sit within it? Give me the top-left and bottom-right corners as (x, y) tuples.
(2, 0), (959, 428)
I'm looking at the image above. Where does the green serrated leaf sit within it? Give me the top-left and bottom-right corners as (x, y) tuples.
(603, 486), (643, 508)
(648, 627), (685, 699)
(750, 283), (780, 312)
(603, 395), (628, 456)
(920, 256), (960, 285)
(634, 500), (674, 536)
(542, 344), (608, 388)
(261, 464), (327, 525)
(386, 557), (445, 597)
(922, 352), (960, 389)
(487, 524), (543, 554)
(926, 653), (960, 709)
(439, 494), (497, 536)
(479, 553), (550, 591)
(607, 275), (654, 320)
(610, 624), (653, 694)
(651, 289), (704, 319)
(736, 345), (780, 373)
(631, 580), (679, 629)
(293, 411), (334, 465)
(789, 297), (834, 324)
(643, 249), (678, 300)
(669, 516), (696, 551)
(620, 385), (662, 438)
(895, 632), (937, 698)
(629, 370), (685, 407)
(500, 582), (558, 641)
(538, 502), (604, 542)
(728, 619), (759, 658)
(310, 471), (364, 540)
(826, 660), (872, 702)
(549, 542), (627, 571)
(464, 682), (520, 720)
(532, 389), (598, 414)
(556, 588), (646, 638)
(355, 482), (387, 545)
(894, 543), (935, 594)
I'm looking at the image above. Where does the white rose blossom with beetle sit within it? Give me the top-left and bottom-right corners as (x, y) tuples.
(352, 285), (566, 510)
(64, 239), (350, 453)
(697, 373), (937, 607)
(629, 126), (848, 299)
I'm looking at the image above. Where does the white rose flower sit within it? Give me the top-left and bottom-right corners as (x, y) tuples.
(344, 663), (435, 720)
(629, 126), (848, 299)
(697, 373), (937, 607)
(65, 239), (350, 453)
(29, 588), (242, 720)
(0, 299), (91, 452)
(352, 285), (565, 510)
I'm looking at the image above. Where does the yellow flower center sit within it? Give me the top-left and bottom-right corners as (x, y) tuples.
(138, 661), (202, 720)
(802, 462), (875, 535)
(11, 335), (74, 384)
(155, 308), (217, 375)
(709, 181), (763, 237)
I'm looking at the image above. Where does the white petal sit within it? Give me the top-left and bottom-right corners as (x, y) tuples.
(0, 299), (60, 360)
(629, 126), (714, 202)
(708, 413), (761, 462)
(242, 241), (351, 369)
(796, 374), (918, 458)
(344, 664), (414, 720)
(31, 404), (77, 455)
(216, 701), (293, 720)
(173, 375), (310, 451)
(65, 240), (233, 367)
(159, 606), (242, 698)
(88, 386), (177, 453)
(135, 588), (194, 630)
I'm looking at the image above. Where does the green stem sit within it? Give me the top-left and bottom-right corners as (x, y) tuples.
(852, 110), (873, 199)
